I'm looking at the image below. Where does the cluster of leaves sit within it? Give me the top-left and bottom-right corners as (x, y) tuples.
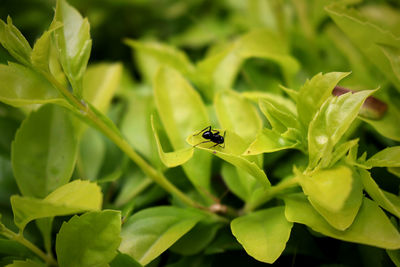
(1, 0), (400, 266)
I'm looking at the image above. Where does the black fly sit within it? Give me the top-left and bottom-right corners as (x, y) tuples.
(193, 126), (225, 149)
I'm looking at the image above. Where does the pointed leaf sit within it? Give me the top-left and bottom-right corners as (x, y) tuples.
(31, 22), (62, 72)
(231, 206), (293, 264)
(0, 17), (32, 66)
(245, 128), (298, 155)
(308, 90), (374, 168)
(11, 180), (102, 231)
(56, 210), (121, 267)
(52, 0), (92, 96)
(365, 146), (400, 168)
(284, 194), (400, 249)
(221, 163), (259, 201)
(12, 104), (77, 198)
(119, 206), (205, 265)
(359, 168), (400, 218)
(297, 72), (350, 127)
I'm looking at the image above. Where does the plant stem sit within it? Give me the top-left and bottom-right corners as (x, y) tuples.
(0, 226), (58, 266)
(242, 176), (300, 214)
(43, 73), (199, 209)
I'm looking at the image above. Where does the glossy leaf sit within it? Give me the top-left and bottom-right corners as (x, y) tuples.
(12, 104), (77, 198)
(329, 139), (359, 168)
(56, 210), (121, 267)
(0, 62), (64, 107)
(31, 22), (62, 73)
(119, 206), (205, 265)
(154, 66), (211, 193)
(284, 194), (400, 249)
(187, 130), (270, 187)
(231, 206), (293, 264)
(0, 17), (32, 66)
(83, 63), (122, 113)
(359, 168), (400, 218)
(151, 115), (194, 167)
(305, 167), (363, 230)
(52, 0), (92, 96)
(299, 165), (353, 212)
(214, 90), (262, 143)
(327, 4), (400, 92)
(124, 39), (195, 83)
(245, 128), (298, 155)
(11, 180), (102, 231)
(308, 90), (374, 169)
(297, 72), (350, 127)
(364, 146), (400, 168)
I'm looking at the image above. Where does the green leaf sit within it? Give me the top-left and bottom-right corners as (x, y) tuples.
(195, 29), (300, 98)
(297, 72), (350, 128)
(304, 167), (363, 230)
(170, 221), (222, 255)
(308, 90), (374, 169)
(359, 168), (400, 218)
(52, 0), (92, 97)
(31, 22), (63, 73)
(5, 259), (44, 267)
(124, 39), (195, 83)
(120, 85), (162, 168)
(221, 163), (259, 201)
(56, 210), (121, 267)
(214, 90), (262, 143)
(119, 206), (205, 265)
(36, 217), (54, 254)
(284, 194), (400, 249)
(11, 180), (102, 231)
(83, 63), (122, 113)
(0, 17), (32, 66)
(231, 206), (293, 264)
(110, 252), (143, 267)
(245, 128), (298, 155)
(77, 128), (105, 181)
(329, 139), (359, 168)
(326, 4), (400, 92)
(379, 44), (400, 83)
(151, 115), (194, 167)
(11, 104), (77, 198)
(154, 66), (212, 194)
(187, 130), (270, 187)
(360, 97), (400, 141)
(259, 97), (300, 134)
(0, 62), (65, 108)
(299, 165), (353, 212)
(364, 146), (400, 168)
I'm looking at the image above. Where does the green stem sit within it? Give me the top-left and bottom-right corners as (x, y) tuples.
(0, 226), (58, 266)
(243, 176), (300, 213)
(42, 73), (199, 208)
